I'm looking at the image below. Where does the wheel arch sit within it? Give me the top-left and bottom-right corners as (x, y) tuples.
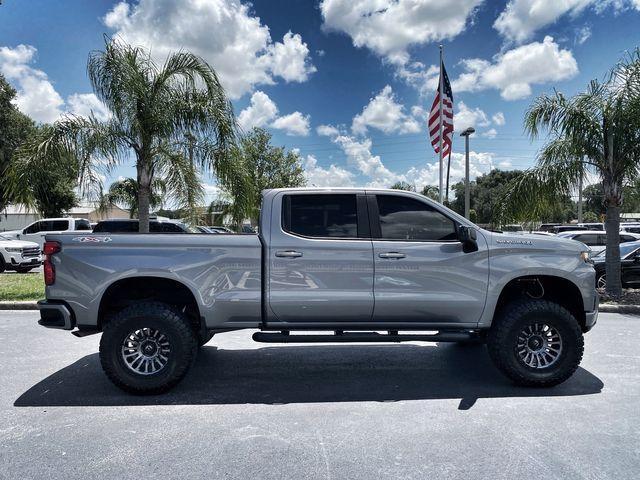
(97, 276), (204, 334)
(492, 275), (587, 331)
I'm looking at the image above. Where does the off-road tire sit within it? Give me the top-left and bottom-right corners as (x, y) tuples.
(99, 302), (198, 394)
(198, 331), (215, 347)
(487, 299), (584, 387)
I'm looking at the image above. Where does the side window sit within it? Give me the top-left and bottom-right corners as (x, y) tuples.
(23, 221), (41, 234)
(283, 194), (358, 238)
(75, 219), (92, 231)
(376, 195), (457, 241)
(50, 220), (69, 231)
(574, 234), (598, 246)
(621, 235), (635, 243)
(160, 222), (185, 233)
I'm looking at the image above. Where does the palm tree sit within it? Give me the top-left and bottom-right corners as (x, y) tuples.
(102, 177), (166, 218)
(503, 50), (640, 295)
(7, 38), (239, 232)
(389, 181), (416, 191)
(420, 185), (440, 201)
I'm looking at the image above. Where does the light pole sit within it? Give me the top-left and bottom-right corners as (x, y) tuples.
(460, 127), (475, 219)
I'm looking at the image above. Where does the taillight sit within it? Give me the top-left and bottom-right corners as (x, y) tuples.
(43, 241), (61, 286)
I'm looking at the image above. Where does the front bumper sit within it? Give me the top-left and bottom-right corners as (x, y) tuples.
(37, 300), (75, 330)
(584, 290), (599, 332)
(7, 252), (42, 269)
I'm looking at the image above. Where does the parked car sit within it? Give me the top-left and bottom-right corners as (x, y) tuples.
(500, 224), (524, 234)
(549, 225), (588, 234)
(620, 223), (640, 234)
(538, 223), (560, 232)
(557, 230), (640, 254)
(0, 234), (42, 273)
(576, 222), (604, 231)
(592, 241), (640, 289)
(2, 217), (91, 250)
(93, 219), (197, 233)
(38, 188), (598, 394)
(195, 226), (236, 234)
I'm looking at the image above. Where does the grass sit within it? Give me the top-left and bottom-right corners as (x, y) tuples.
(0, 273), (45, 301)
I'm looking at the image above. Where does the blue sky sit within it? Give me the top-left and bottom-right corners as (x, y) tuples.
(1, 0), (640, 201)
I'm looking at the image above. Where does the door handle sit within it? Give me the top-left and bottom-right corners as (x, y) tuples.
(378, 252), (406, 259)
(275, 250), (303, 258)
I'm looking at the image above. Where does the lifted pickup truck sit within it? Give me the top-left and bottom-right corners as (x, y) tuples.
(38, 188), (598, 394)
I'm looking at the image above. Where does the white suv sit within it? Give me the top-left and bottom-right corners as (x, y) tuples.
(2, 217), (92, 249)
(0, 234), (42, 273)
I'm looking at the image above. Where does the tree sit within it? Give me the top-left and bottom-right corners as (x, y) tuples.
(0, 74), (36, 211)
(7, 124), (79, 217)
(228, 128), (305, 226)
(102, 177), (166, 218)
(390, 181), (416, 191)
(6, 38), (239, 233)
(420, 185), (440, 201)
(503, 50), (640, 295)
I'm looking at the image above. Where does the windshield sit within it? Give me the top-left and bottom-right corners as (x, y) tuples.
(594, 242), (640, 258)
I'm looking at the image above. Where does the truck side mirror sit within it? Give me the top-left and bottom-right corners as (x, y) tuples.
(458, 225), (478, 253)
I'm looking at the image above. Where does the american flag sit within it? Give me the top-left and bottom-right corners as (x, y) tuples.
(428, 63), (453, 157)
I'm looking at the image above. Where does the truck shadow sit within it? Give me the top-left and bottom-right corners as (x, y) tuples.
(14, 344), (603, 410)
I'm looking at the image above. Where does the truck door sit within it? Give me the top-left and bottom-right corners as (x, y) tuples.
(267, 192), (374, 324)
(369, 193), (489, 324)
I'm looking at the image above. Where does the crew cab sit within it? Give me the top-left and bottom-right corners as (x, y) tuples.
(3, 217), (92, 250)
(37, 188), (598, 394)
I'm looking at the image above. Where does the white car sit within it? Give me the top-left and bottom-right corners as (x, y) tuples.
(2, 217), (92, 249)
(0, 234), (43, 273)
(556, 230), (640, 254)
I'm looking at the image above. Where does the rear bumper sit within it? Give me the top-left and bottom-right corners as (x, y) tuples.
(37, 300), (75, 330)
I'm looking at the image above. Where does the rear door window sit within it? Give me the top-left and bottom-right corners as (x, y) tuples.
(50, 220), (70, 231)
(574, 234), (599, 246)
(282, 194), (359, 238)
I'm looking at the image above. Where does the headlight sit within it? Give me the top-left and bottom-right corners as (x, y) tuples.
(5, 247), (23, 253)
(580, 251), (591, 263)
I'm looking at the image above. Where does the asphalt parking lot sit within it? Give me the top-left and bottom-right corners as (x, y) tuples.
(0, 311), (638, 480)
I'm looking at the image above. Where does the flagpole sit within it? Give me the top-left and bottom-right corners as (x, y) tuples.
(438, 45), (444, 204)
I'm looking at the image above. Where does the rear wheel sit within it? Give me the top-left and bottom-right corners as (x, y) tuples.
(99, 302), (198, 394)
(487, 299), (583, 387)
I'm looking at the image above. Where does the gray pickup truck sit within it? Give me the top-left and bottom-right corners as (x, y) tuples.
(38, 188), (598, 394)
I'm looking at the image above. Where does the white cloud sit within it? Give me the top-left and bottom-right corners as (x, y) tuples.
(494, 0), (640, 43)
(268, 32), (317, 83)
(481, 128), (498, 139)
(575, 25), (592, 44)
(407, 151), (495, 192)
(351, 85), (420, 135)
(454, 101), (491, 132)
(237, 91), (310, 136)
(304, 155), (355, 187)
(320, 0), (483, 66)
(237, 91), (278, 131)
(334, 133), (401, 186)
(492, 112), (506, 126)
(452, 36), (578, 100)
(272, 111), (310, 136)
(317, 124), (340, 137)
(0, 44), (64, 123)
(104, 0), (315, 99)
(494, 0), (592, 43)
(67, 93), (111, 122)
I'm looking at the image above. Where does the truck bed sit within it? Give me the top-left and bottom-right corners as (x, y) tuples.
(45, 233), (263, 329)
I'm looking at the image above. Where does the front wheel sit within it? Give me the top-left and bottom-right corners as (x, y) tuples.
(99, 302), (198, 394)
(596, 273), (606, 290)
(487, 300), (584, 387)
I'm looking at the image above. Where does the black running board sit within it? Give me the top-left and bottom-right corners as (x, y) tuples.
(252, 330), (479, 344)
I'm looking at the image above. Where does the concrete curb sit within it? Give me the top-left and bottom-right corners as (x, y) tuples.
(1, 301), (639, 314)
(598, 304), (640, 314)
(0, 301), (38, 310)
